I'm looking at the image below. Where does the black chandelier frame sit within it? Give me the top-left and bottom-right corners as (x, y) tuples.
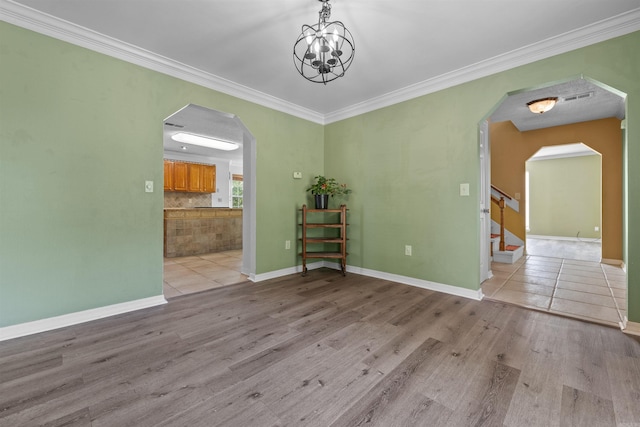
(293, 0), (355, 84)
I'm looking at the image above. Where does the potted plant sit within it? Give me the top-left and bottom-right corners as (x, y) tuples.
(306, 175), (352, 209)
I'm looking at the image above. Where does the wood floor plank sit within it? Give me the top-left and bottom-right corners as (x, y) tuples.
(442, 360), (521, 426)
(561, 321), (613, 400)
(227, 309), (363, 380)
(604, 351), (640, 425)
(364, 392), (453, 427)
(485, 306), (542, 370)
(419, 300), (514, 408)
(2, 271), (640, 427)
(560, 385), (616, 427)
(329, 337), (448, 426)
(503, 323), (565, 427)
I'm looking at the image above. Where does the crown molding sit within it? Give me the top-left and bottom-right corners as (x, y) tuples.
(0, 0), (325, 124)
(324, 8), (640, 124)
(2, 1), (639, 125)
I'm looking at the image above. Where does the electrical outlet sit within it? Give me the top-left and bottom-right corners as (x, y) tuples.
(293, 171), (302, 179)
(595, 226), (600, 232)
(285, 240), (291, 250)
(405, 245), (412, 256)
(144, 180), (153, 193)
(459, 183), (469, 196)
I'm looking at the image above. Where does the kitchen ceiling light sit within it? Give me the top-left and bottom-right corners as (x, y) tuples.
(171, 133), (239, 151)
(293, 0), (355, 84)
(526, 97), (558, 114)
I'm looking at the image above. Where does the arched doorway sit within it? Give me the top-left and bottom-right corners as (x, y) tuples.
(162, 104), (256, 296)
(479, 77), (628, 328)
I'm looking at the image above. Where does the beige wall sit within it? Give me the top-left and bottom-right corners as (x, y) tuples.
(491, 117), (622, 261)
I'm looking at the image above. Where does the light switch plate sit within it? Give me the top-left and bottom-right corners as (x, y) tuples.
(145, 180), (154, 193)
(293, 171), (302, 179)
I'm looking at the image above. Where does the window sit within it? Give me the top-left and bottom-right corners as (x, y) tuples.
(232, 174), (243, 208)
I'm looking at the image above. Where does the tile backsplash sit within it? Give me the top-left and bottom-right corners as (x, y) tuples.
(164, 192), (212, 208)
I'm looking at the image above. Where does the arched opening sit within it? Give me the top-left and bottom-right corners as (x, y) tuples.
(525, 143), (602, 261)
(479, 77), (627, 327)
(162, 104), (256, 296)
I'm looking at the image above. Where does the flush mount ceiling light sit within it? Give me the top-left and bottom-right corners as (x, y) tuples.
(171, 133), (239, 151)
(526, 97), (558, 114)
(293, 0), (355, 84)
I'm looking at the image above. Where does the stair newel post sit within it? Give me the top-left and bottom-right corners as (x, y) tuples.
(499, 197), (506, 252)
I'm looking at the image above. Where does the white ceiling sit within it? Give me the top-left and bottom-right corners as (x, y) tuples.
(163, 104), (245, 162)
(490, 78), (626, 132)
(4, 0), (640, 125)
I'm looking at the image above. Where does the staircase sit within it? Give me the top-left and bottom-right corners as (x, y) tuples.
(491, 185), (524, 264)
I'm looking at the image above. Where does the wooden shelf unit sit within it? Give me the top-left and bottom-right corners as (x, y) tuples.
(299, 204), (348, 276)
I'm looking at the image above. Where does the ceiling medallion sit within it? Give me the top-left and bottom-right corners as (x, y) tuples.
(293, 0), (355, 84)
(526, 97), (558, 114)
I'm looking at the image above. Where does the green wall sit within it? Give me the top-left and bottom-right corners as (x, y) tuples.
(2, 20), (639, 327)
(325, 31), (640, 321)
(0, 21), (322, 327)
(527, 155), (601, 238)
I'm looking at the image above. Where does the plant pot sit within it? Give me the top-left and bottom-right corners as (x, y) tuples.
(314, 194), (329, 209)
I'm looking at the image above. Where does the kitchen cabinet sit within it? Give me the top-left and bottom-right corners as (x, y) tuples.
(187, 163), (202, 192)
(202, 164), (216, 193)
(173, 161), (188, 191)
(163, 160), (215, 193)
(163, 160), (173, 191)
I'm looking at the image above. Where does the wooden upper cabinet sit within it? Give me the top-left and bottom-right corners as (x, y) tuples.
(163, 160), (174, 191)
(163, 160), (215, 193)
(173, 162), (188, 192)
(202, 165), (216, 193)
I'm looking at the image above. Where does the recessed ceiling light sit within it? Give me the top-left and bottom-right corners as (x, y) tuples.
(171, 133), (239, 151)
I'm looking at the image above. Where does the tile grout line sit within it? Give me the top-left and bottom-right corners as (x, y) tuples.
(491, 255), (530, 296)
(547, 258), (565, 311)
(600, 264), (625, 325)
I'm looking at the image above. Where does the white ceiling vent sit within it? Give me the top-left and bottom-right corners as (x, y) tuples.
(563, 92), (594, 102)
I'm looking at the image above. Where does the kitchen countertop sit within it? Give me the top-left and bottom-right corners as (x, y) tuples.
(164, 208), (242, 219)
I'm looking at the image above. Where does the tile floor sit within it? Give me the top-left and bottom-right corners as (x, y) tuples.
(163, 250), (248, 298)
(483, 239), (627, 328)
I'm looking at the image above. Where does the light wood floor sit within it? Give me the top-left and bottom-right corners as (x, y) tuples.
(2, 269), (640, 426)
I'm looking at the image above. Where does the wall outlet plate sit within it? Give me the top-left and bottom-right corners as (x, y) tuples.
(293, 171), (302, 179)
(145, 180), (153, 193)
(460, 183), (469, 196)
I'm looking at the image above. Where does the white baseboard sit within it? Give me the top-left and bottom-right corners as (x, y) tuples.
(0, 295), (167, 342)
(601, 258), (625, 268)
(348, 266), (483, 301)
(252, 261), (324, 282)
(527, 234), (600, 242)
(255, 261), (483, 301)
(620, 316), (640, 337)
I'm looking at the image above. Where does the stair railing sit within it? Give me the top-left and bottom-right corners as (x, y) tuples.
(490, 185), (515, 252)
(491, 196), (506, 251)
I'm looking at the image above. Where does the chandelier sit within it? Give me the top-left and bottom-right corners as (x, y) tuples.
(293, 0), (355, 84)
